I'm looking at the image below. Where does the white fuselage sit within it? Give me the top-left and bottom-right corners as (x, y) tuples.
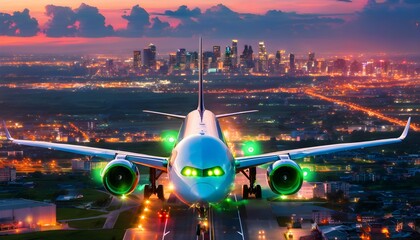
(168, 110), (235, 206)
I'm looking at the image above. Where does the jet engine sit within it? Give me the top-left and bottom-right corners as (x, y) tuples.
(102, 158), (139, 196)
(267, 158), (303, 195)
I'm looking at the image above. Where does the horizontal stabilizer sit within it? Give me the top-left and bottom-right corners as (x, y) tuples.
(216, 110), (259, 118)
(143, 110), (185, 119)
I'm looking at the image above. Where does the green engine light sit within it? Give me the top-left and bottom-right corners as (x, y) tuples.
(214, 168), (222, 176)
(184, 168), (192, 176)
(207, 170), (213, 176)
(191, 169), (198, 176)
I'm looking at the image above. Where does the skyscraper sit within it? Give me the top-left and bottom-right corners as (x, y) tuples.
(231, 39), (238, 68)
(133, 50), (141, 68)
(289, 53), (296, 73)
(240, 44), (254, 69)
(176, 48), (187, 70)
(307, 52), (316, 73)
(213, 46), (221, 60)
(224, 46), (232, 69)
(258, 41), (268, 72)
(143, 43), (157, 69)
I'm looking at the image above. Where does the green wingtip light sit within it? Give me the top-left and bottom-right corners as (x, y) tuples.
(303, 171), (308, 177)
(161, 130), (178, 150)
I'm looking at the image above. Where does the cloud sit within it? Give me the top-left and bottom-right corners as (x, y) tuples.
(163, 5), (201, 18)
(147, 17), (171, 37)
(119, 5), (150, 37)
(75, 4), (114, 37)
(163, 4), (344, 39)
(0, 9), (39, 36)
(45, 5), (77, 37)
(341, 0), (420, 45)
(44, 3), (113, 37)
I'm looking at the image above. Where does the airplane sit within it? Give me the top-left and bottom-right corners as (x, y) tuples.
(2, 38), (411, 230)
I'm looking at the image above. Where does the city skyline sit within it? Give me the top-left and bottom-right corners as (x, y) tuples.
(0, 0), (419, 54)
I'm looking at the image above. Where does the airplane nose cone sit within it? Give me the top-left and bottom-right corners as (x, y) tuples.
(191, 182), (215, 200)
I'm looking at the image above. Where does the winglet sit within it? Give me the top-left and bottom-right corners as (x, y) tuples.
(398, 117), (411, 140)
(2, 121), (14, 140)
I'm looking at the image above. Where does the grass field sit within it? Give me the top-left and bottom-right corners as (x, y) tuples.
(67, 218), (107, 229)
(1, 229), (125, 240)
(57, 208), (105, 220)
(114, 208), (139, 229)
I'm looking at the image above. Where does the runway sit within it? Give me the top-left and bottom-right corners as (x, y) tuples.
(123, 169), (303, 240)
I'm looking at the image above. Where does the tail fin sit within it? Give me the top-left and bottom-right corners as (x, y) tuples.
(197, 37), (205, 115)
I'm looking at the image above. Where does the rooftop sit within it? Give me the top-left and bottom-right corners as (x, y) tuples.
(0, 198), (54, 211)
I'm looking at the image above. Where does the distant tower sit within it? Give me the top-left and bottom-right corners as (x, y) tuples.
(224, 46), (232, 69)
(258, 41), (268, 72)
(231, 39), (238, 68)
(289, 53), (295, 72)
(307, 52), (315, 73)
(143, 43), (157, 68)
(213, 46), (221, 60)
(133, 50), (141, 68)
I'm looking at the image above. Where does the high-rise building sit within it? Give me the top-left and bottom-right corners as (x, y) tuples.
(133, 50), (141, 68)
(240, 44), (254, 69)
(143, 43), (156, 69)
(213, 46), (221, 60)
(307, 52), (316, 73)
(333, 59), (347, 75)
(176, 48), (187, 70)
(350, 60), (363, 75)
(258, 41), (268, 72)
(231, 39), (238, 68)
(223, 46), (232, 69)
(289, 53), (296, 72)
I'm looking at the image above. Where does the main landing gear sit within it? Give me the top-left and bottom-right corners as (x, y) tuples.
(240, 167), (262, 199)
(143, 168), (165, 200)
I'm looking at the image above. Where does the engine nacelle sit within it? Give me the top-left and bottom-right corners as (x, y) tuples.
(267, 159), (303, 195)
(102, 158), (139, 196)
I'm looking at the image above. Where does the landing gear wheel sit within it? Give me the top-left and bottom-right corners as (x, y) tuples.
(255, 185), (262, 199)
(157, 184), (165, 200)
(144, 185), (151, 199)
(242, 185), (249, 199)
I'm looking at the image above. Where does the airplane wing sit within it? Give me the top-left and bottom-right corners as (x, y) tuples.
(235, 117), (411, 170)
(2, 121), (168, 171)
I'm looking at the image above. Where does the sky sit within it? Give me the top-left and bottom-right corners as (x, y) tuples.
(0, 0), (419, 54)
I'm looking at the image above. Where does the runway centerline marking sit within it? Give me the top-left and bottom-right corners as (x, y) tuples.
(234, 194), (245, 240)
